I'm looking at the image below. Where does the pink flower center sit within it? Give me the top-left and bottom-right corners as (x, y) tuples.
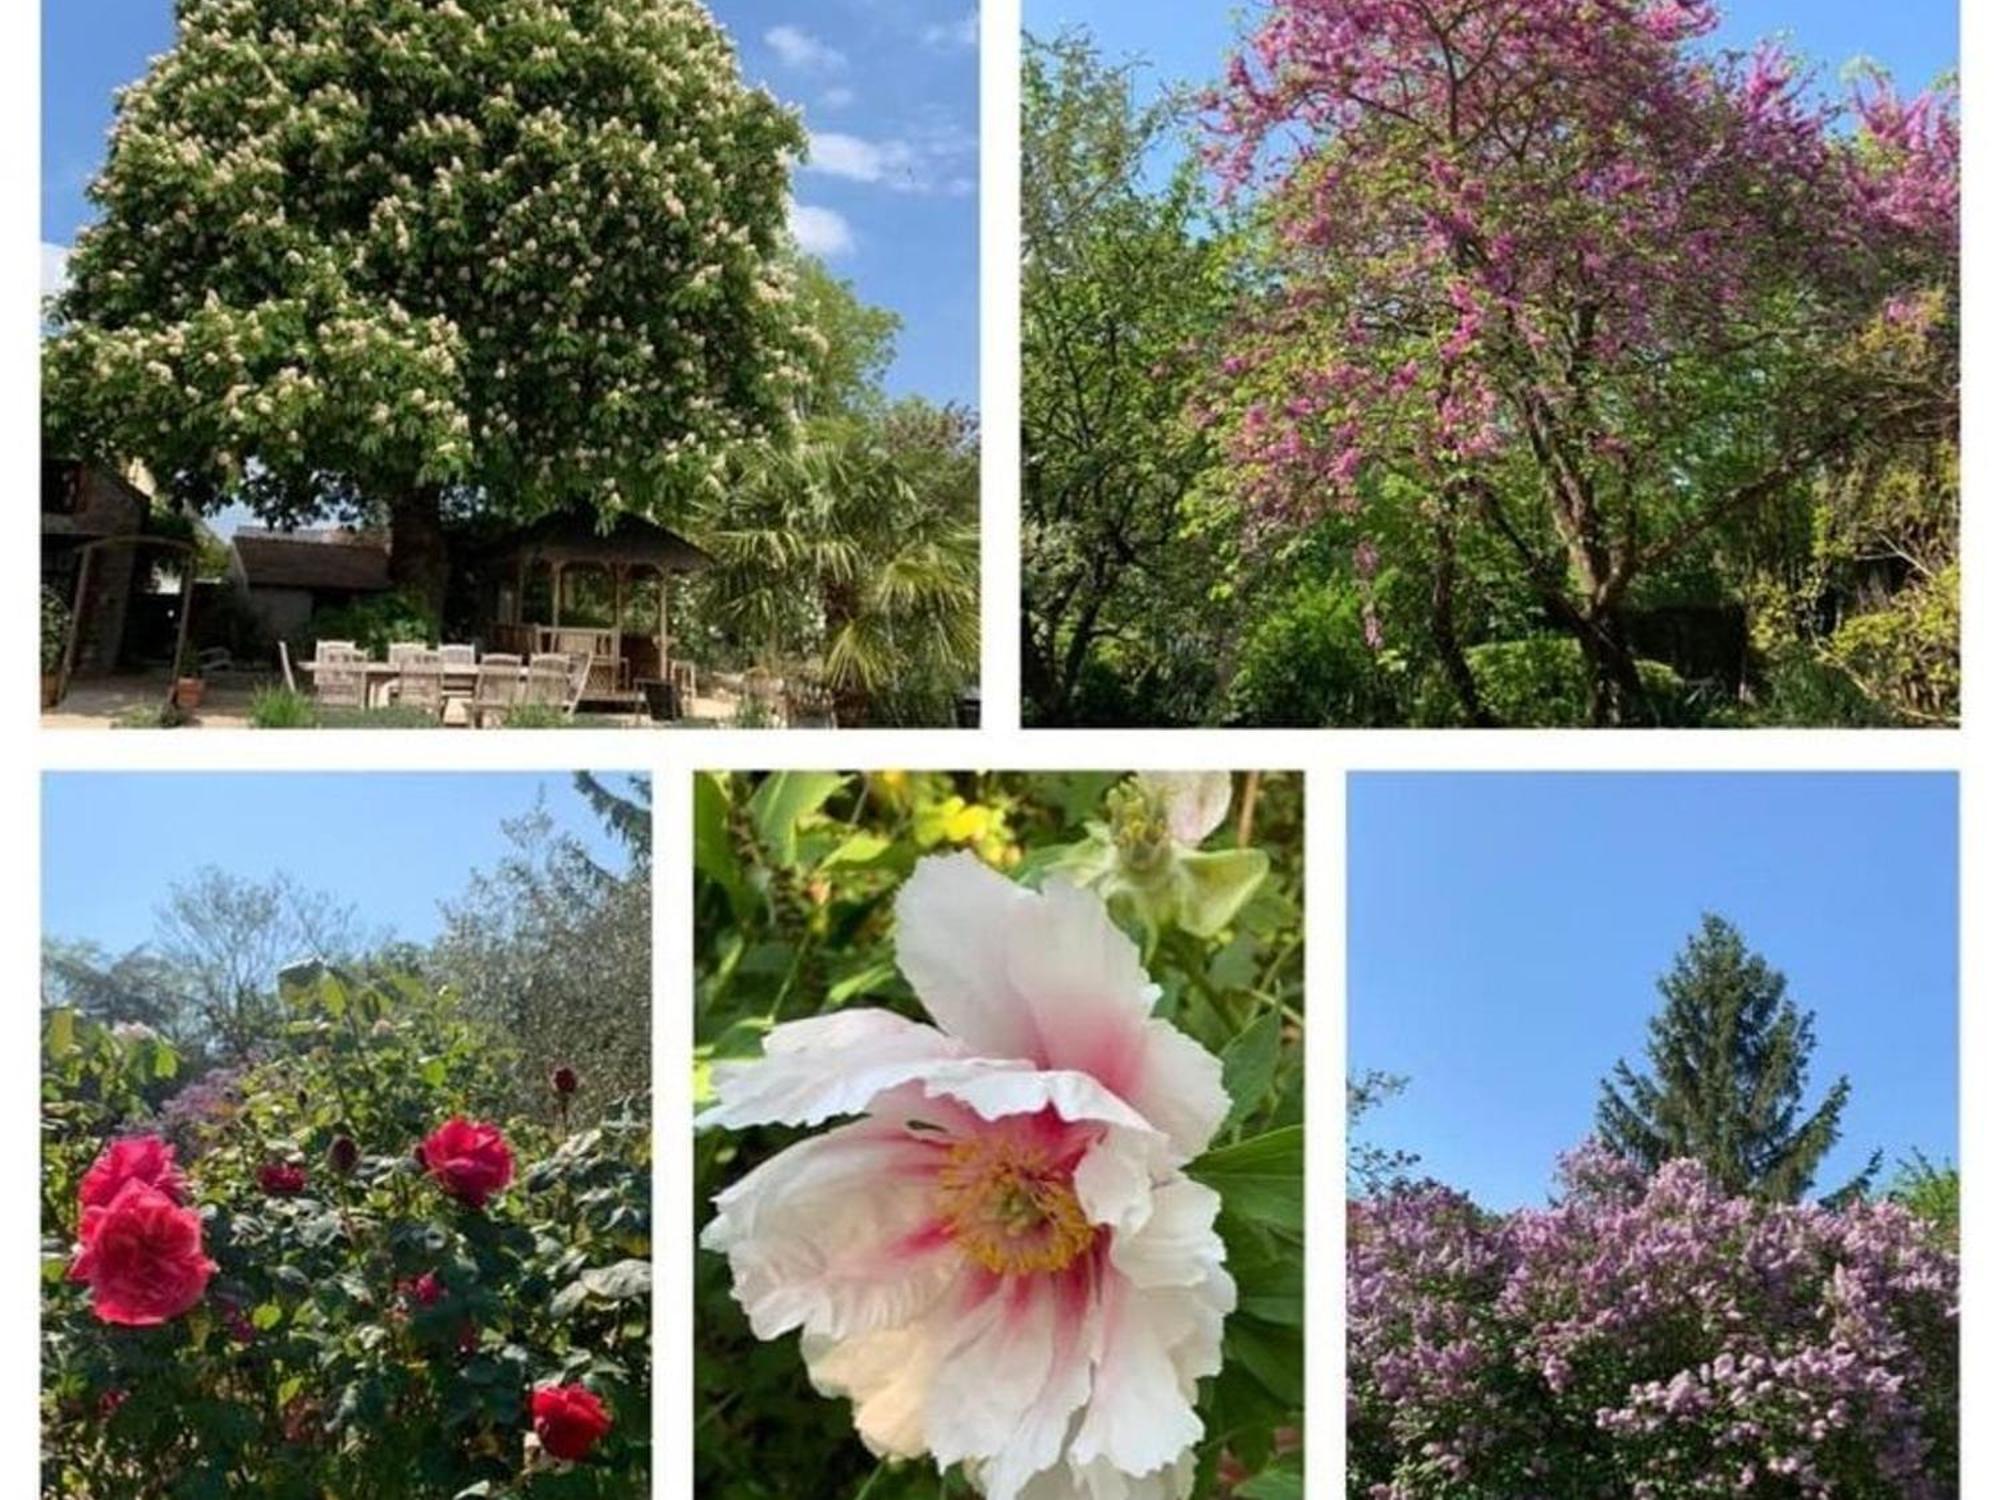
(934, 1134), (1094, 1276)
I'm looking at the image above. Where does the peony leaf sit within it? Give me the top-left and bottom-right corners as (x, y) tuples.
(1218, 1009), (1284, 1132)
(1190, 1125), (1303, 1232)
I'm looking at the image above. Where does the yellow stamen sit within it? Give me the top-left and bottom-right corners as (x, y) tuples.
(934, 1135), (1095, 1276)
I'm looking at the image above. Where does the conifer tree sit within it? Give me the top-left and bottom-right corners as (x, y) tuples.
(1597, 914), (1875, 1202)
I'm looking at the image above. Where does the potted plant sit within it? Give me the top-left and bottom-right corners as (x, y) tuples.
(172, 643), (206, 711)
(40, 586), (70, 708)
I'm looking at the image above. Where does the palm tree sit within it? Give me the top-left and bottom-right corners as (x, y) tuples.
(698, 409), (978, 724)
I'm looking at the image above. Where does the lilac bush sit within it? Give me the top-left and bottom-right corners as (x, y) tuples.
(1349, 1146), (1957, 1498)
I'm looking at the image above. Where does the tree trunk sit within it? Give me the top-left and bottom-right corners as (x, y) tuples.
(388, 487), (449, 621)
(820, 575), (871, 726)
(1573, 607), (1652, 728)
(1428, 518), (1497, 727)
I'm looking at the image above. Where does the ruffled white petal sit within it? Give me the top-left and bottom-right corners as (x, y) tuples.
(803, 1323), (944, 1460)
(1001, 878), (1160, 1093)
(1067, 1194), (1234, 1484)
(697, 1009), (968, 1130)
(894, 852), (1047, 1058)
(1137, 772), (1233, 847)
(701, 1118), (958, 1342)
(1121, 1020), (1230, 1162)
(1108, 1179), (1228, 1290)
(928, 1278), (1095, 1500)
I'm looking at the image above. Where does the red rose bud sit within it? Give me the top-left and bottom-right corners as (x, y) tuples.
(552, 1066), (579, 1096)
(328, 1136), (359, 1175)
(412, 1271), (444, 1307)
(420, 1117), (514, 1210)
(532, 1383), (612, 1462)
(258, 1162), (307, 1196)
(67, 1181), (215, 1327)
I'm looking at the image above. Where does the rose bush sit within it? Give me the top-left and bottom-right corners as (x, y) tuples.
(42, 967), (650, 1499)
(696, 772), (1306, 1500)
(1348, 1145), (1958, 1498)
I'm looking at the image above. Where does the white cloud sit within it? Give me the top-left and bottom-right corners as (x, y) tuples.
(806, 130), (919, 187)
(922, 11), (978, 51)
(766, 24), (846, 74)
(788, 201), (856, 258)
(41, 242), (70, 300)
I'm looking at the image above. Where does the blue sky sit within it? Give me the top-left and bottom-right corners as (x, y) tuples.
(43, 773), (639, 952)
(1349, 774), (1958, 1209)
(41, 0), (979, 407)
(1024, 0), (1957, 147)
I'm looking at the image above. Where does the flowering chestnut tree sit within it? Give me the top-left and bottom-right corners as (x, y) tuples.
(696, 772), (1305, 1500)
(42, 968), (651, 1498)
(43, 0), (814, 610)
(1207, 0), (1958, 723)
(1349, 1145), (1958, 1497)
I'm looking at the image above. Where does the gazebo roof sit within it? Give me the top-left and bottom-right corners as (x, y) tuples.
(487, 509), (710, 573)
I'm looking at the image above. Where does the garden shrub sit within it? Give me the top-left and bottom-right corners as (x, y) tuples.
(305, 591), (438, 659)
(1348, 1145), (1958, 1499)
(248, 687), (318, 729)
(42, 968), (650, 1499)
(1413, 637), (1686, 727)
(1226, 582), (1409, 727)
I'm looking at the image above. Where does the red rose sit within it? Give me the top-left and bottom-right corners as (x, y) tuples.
(411, 1271), (444, 1307)
(259, 1162), (307, 1196)
(328, 1136), (359, 1175)
(67, 1181), (215, 1326)
(532, 1384), (612, 1462)
(551, 1066), (578, 1096)
(421, 1117), (514, 1209)
(78, 1136), (187, 1212)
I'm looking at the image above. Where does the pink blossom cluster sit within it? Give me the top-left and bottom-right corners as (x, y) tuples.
(1202, 0), (1958, 534)
(1349, 1145), (1957, 1498)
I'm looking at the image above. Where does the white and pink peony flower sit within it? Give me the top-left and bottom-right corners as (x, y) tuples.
(699, 852), (1235, 1500)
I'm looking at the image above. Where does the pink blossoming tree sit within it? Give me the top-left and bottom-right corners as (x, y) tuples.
(1206, 0), (1957, 723)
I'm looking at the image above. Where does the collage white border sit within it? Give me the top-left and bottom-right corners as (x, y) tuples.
(0, 0), (1989, 1495)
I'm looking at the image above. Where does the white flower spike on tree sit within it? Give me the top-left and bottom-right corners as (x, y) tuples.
(699, 852), (1236, 1500)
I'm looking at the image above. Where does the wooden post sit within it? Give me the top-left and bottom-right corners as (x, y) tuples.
(166, 543), (197, 711)
(61, 541), (95, 692)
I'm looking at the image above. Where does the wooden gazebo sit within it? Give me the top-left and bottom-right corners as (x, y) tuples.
(481, 510), (709, 705)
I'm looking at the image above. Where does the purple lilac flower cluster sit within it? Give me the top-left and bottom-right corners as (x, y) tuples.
(1349, 1144), (1957, 1498)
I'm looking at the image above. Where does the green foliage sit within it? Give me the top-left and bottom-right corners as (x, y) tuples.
(1414, 637), (1689, 728)
(44, 0), (810, 549)
(694, 403), (979, 725)
(43, 585), (73, 675)
(694, 771), (1306, 1499)
(1226, 582), (1408, 727)
(249, 687), (318, 729)
(1597, 915), (1874, 1203)
(42, 968), (651, 1499)
(432, 792), (650, 1123)
(307, 591), (439, 659)
(1886, 1151), (1960, 1249)
(1020, 32), (1239, 726)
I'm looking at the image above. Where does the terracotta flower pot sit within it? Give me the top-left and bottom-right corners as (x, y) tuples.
(174, 677), (207, 710)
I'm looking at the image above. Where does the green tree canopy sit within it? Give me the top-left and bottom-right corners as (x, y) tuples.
(1020, 31), (1238, 725)
(45, 0), (814, 610)
(1598, 914), (1873, 1203)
